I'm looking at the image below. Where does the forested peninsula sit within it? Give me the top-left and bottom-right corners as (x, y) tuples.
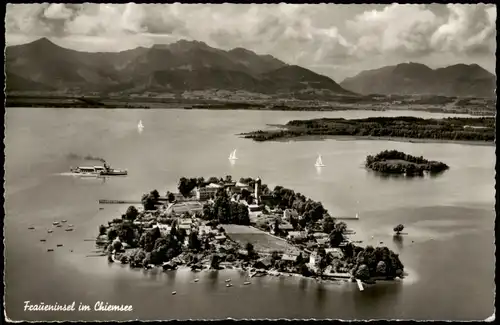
(240, 116), (495, 143)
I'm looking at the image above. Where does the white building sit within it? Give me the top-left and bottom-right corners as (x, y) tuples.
(325, 248), (344, 259)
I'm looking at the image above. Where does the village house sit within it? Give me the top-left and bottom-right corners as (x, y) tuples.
(325, 248), (344, 259)
(255, 256), (273, 269)
(152, 223), (171, 235)
(281, 254), (298, 263)
(178, 224), (192, 234)
(287, 231), (307, 241)
(192, 187), (219, 201)
(316, 238), (329, 246)
(312, 232), (329, 239)
(214, 234), (227, 242)
(307, 252), (320, 272)
(270, 222), (294, 235)
(283, 209), (299, 222)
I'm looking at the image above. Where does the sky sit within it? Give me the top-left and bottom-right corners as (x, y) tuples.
(5, 3), (497, 82)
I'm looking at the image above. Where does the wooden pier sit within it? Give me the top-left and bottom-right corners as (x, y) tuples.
(356, 279), (365, 291)
(98, 200), (141, 204)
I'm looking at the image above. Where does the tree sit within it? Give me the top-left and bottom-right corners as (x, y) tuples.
(273, 219), (280, 235)
(355, 264), (370, 280)
(329, 223), (346, 248)
(141, 193), (156, 210)
(246, 242), (255, 257)
(107, 228), (118, 241)
(149, 189), (159, 201)
(112, 240), (123, 252)
(178, 177), (197, 198)
(167, 192), (175, 203)
(125, 206), (139, 221)
(98, 225), (107, 236)
(115, 222), (137, 247)
(237, 203), (250, 225)
(240, 188), (251, 200)
(376, 261), (387, 276)
(322, 216), (336, 234)
(393, 224), (404, 235)
(271, 251), (281, 261)
(188, 231), (201, 251)
(210, 254), (221, 269)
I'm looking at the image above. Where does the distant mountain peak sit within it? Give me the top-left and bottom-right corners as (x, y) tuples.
(340, 61), (496, 98)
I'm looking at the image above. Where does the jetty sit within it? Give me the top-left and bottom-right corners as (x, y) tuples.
(99, 200), (141, 204)
(356, 279), (365, 291)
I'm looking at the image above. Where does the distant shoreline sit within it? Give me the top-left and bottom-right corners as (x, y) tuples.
(5, 94), (495, 116)
(270, 134), (495, 146)
(5, 104), (495, 117)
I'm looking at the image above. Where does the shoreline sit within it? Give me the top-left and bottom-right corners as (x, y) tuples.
(269, 134), (494, 146)
(5, 105), (494, 116)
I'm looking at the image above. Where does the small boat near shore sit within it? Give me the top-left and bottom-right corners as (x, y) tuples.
(244, 281), (251, 285)
(57, 244), (63, 247)
(47, 230), (53, 233)
(65, 228), (74, 232)
(40, 239), (46, 242)
(226, 283), (233, 287)
(61, 220), (67, 223)
(28, 226), (35, 230)
(47, 249), (54, 252)
(53, 222), (59, 225)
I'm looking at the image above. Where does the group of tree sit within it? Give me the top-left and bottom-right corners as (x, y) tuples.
(141, 189), (160, 210)
(350, 245), (405, 280)
(243, 116), (494, 142)
(202, 188), (250, 225)
(365, 150), (449, 175)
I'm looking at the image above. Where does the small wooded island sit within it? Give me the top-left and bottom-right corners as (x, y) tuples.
(96, 176), (405, 285)
(240, 116), (495, 143)
(365, 150), (449, 176)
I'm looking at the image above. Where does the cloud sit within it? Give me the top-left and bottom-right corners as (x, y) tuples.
(5, 4), (497, 80)
(346, 3), (496, 58)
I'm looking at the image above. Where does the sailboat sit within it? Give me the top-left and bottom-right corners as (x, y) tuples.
(228, 149), (238, 160)
(138, 120), (144, 130)
(314, 154), (325, 167)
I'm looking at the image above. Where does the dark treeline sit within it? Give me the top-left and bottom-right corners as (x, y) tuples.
(242, 116), (495, 142)
(365, 150), (449, 175)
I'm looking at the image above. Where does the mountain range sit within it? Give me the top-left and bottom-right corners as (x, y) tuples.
(5, 38), (496, 99)
(5, 38), (353, 97)
(340, 62), (496, 98)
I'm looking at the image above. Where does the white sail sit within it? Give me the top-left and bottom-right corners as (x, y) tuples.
(229, 149), (238, 160)
(315, 154), (325, 167)
(138, 120), (144, 129)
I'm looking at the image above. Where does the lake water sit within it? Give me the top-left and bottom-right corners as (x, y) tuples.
(4, 108), (495, 320)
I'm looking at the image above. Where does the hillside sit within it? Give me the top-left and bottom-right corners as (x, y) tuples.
(340, 62), (496, 98)
(5, 37), (354, 97)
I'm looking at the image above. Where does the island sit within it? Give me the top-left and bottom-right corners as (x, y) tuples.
(96, 176), (405, 285)
(240, 116), (495, 144)
(365, 150), (449, 176)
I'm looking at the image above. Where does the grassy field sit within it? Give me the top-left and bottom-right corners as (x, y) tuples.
(224, 225), (299, 254)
